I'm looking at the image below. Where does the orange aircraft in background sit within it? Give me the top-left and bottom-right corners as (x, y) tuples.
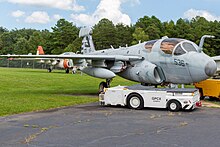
(17, 46), (76, 73)
(36, 46), (76, 73)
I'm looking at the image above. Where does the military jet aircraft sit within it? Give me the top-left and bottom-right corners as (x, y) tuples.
(37, 46), (77, 73)
(18, 46), (76, 73)
(1, 27), (217, 92)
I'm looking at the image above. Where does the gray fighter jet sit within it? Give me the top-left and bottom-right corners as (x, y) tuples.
(1, 27), (217, 92)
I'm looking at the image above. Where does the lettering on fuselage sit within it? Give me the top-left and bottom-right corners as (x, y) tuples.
(152, 97), (161, 102)
(174, 59), (185, 67)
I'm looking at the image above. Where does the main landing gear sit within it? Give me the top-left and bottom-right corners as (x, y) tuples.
(99, 79), (112, 94)
(48, 67), (52, 72)
(65, 69), (70, 74)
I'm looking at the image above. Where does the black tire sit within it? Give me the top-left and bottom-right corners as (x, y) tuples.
(65, 69), (70, 74)
(167, 100), (181, 112)
(48, 68), (52, 72)
(98, 82), (107, 94)
(127, 93), (144, 110)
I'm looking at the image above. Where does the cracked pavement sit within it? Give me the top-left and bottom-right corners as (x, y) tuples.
(1, 102), (220, 147)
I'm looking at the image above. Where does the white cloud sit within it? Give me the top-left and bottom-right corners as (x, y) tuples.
(122, 0), (140, 6)
(11, 10), (25, 17)
(7, 0), (84, 12)
(25, 11), (50, 24)
(53, 14), (62, 21)
(184, 9), (220, 21)
(70, 0), (132, 26)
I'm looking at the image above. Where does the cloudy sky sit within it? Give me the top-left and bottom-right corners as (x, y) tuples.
(0, 0), (220, 30)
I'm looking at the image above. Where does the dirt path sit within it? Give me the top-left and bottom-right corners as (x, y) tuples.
(201, 100), (220, 108)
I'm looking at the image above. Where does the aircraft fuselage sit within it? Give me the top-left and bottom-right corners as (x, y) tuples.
(89, 37), (216, 84)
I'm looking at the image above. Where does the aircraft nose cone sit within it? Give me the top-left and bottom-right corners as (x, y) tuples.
(205, 60), (217, 76)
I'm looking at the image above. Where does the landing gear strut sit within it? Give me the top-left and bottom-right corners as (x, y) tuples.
(65, 69), (70, 74)
(106, 79), (112, 88)
(48, 67), (52, 72)
(98, 79), (112, 94)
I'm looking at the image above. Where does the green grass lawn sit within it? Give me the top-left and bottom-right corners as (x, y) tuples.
(0, 67), (137, 116)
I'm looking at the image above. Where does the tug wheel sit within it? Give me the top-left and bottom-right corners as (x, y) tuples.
(167, 100), (181, 112)
(127, 93), (144, 110)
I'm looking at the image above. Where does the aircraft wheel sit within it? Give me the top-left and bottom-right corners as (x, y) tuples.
(99, 82), (107, 94)
(167, 100), (181, 112)
(127, 93), (144, 110)
(72, 70), (76, 74)
(65, 69), (69, 74)
(48, 68), (52, 72)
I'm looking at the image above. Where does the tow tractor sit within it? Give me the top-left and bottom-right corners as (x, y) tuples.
(99, 84), (201, 111)
(194, 79), (220, 99)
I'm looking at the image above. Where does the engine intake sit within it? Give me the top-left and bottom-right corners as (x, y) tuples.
(120, 60), (165, 84)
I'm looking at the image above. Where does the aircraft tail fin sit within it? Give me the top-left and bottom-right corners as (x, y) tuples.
(79, 27), (96, 54)
(36, 46), (45, 55)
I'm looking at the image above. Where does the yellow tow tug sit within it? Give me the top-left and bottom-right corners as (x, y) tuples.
(194, 79), (220, 99)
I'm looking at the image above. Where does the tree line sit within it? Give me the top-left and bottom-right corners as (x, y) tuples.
(0, 16), (220, 56)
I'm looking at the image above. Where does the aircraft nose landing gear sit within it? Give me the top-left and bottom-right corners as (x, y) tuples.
(48, 67), (52, 72)
(98, 79), (112, 94)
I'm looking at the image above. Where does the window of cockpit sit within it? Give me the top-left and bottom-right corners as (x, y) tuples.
(182, 42), (197, 52)
(145, 40), (157, 53)
(174, 44), (186, 55)
(160, 39), (182, 55)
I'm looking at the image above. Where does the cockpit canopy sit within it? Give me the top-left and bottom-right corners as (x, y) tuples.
(144, 38), (199, 55)
(144, 40), (158, 53)
(160, 38), (198, 55)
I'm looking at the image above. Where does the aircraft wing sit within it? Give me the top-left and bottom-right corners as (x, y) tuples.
(0, 54), (143, 62)
(5, 56), (61, 66)
(212, 56), (220, 73)
(8, 57), (54, 61)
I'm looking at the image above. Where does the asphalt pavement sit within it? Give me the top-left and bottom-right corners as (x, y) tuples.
(1, 102), (220, 147)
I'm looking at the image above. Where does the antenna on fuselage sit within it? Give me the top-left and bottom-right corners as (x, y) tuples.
(162, 36), (169, 39)
(110, 45), (114, 49)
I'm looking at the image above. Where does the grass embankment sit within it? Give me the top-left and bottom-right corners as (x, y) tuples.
(0, 68), (136, 116)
